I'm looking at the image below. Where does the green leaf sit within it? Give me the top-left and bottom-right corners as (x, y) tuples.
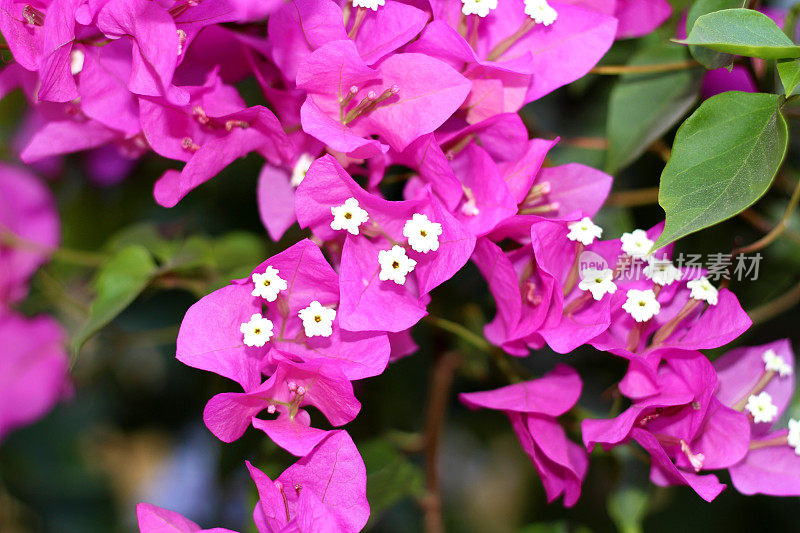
(685, 0), (746, 69)
(71, 245), (157, 355)
(607, 488), (649, 533)
(778, 59), (800, 95)
(361, 439), (424, 524)
(605, 43), (701, 174)
(209, 232), (268, 280)
(677, 9), (800, 59)
(655, 91), (788, 249)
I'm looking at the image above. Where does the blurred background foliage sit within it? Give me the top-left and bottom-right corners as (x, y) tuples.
(3, 0), (800, 531)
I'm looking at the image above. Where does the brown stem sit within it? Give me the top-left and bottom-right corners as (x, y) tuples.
(421, 351), (460, 533)
(467, 16), (480, 50)
(563, 243), (584, 296)
(560, 136), (607, 150)
(748, 279), (800, 324)
(486, 19), (535, 61)
(732, 370), (776, 411)
(740, 209), (800, 246)
(650, 298), (701, 346)
(589, 60), (700, 75)
(650, 139), (671, 163)
(606, 187), (660, 207)
(733, 174), (800, 256)
(347, 7), (367, 39)
(0, 226), (105, 267)
(749, 434), (789, 450)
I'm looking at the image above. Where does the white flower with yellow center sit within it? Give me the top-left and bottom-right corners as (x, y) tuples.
(290, 153), (315, 187)
(566, 217), (602, 246)
(763, 349), (793, 378)
(331, 197), (369, 235)
(746, 391), (778, 424)
(787, 419), (800, 455)
(686, 276), (719, 305)
(620, 229), (654, 259)
(378, 245), (417, 285)
(525, 0), (557, 25)
(240, 313), (274, 347)
(644, 256), (682, 286)
(578, 268), (617, 301)
(461, 0), (497, 17)
(403, 213), (442, 253)
(298, 301), (336, 338)
(622, 289), (660, 322)
(251, 266), (287, 302)
(353, 0), (385, 10)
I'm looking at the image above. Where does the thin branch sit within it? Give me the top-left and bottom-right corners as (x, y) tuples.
(733, 175), (800, 256)
(0, 227), (106, 267)
(739, 209), (800, 245)
(747, 279), (800, 324)
(423, 315), (492, 352)
(589, 60), (700, 75)
(559, 136), (607, 150)
(606, 187), (660, 207)
(423, 315), (527, 382)
(421, 351), (460, 533)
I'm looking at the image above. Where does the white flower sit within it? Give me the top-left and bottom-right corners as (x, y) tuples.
(70, 49), (85, 76)
(251, 266), (288, 302)
(686, 276), (719, 305)
(644, 256), (682, 286)
(566, 217), (602, 246)
(403, 213), (442, 253)
(461, 0), (497, 17)
(298, 301), (336, 338)
(290, 153), (315, 187)
(787, 419), (800, 455)
(353, 0), (385, 10)
(763, 349), (793, 378)
(524, 0), (557, 25)
(745, 392), (778, 424)
(331, 197), (369, 235)
(620, 229), (654, 259)
(240, 313), (274, 347)
(578, 268), (617, 301)
(378, 245), (417, 285)
(622, 289), (660, 322)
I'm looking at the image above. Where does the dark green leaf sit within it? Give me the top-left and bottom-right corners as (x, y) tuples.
(778, 59), (800, 95)
(655, 91), (788, 249)
(677, 9), (800, 59)
(71, 245), (157, 355)
(209, 232), (268, 280)
(607, 488), (649, 533)
(686, 0), (746, 69)
(606, 43), (701, 174)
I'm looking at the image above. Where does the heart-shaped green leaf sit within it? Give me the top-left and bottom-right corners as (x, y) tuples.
(71, 245), (157, 356)
(778, 59), (800, 95)
(677, 8), (800, 59)
(685, 0), (746, 69)
(654, 91), (788, 250)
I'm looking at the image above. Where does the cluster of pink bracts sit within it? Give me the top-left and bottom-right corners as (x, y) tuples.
(1, 0), (798, 531)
